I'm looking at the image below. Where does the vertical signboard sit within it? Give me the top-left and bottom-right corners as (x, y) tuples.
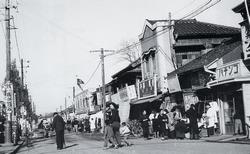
(137, 76), (157, 99)
(241, 21), (250, 60)
(126, 85), (137, 100)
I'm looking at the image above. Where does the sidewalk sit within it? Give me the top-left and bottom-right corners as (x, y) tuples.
(201, 134), (250, 144)
(0, 140), (24, 154)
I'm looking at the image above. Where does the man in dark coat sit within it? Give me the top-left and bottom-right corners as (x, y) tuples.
(186, 104), (199, 139)
(52, 112), (65, 150)
(140, 110), (150, 139)
(109, 103), (121, 146)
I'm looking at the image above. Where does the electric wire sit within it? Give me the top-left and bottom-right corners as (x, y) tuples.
(81, 60), (101, 88)
(172, 0), (198, 17)
(109, 0), (221, 58)
(12, 18), (21, 65)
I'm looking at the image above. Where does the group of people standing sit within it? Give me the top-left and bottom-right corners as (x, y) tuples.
(139, 104), (201, 140)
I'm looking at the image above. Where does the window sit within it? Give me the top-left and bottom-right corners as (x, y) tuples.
(182, 55), (187, 59)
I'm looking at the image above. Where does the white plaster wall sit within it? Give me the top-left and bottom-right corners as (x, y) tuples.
(156, 25), (175, 93)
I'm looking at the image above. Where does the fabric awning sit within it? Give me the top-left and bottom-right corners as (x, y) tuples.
(131, 94), (162, 105)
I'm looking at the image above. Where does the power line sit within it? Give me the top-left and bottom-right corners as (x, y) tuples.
(109, 0), (221, 58)
(81, 60), (101, 88)
(12, 17), (21, 65)
(172, 0), (198, 17)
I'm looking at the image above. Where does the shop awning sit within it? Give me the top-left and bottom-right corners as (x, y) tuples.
(131, 94), (163, 105)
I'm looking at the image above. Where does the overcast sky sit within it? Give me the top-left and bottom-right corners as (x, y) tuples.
(0, 0), (244, 114)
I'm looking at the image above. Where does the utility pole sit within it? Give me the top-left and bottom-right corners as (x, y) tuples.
(4, 0), (13, 144)
(21, 59), (24, 86)
(90, 48), (114, 127)
(168, 12), (177, 69)
(5, 0), (11, 81)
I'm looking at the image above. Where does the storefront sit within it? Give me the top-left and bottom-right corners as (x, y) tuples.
(208, 59), (250, 135)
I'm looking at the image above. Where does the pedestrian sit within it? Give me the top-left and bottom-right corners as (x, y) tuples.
(186, 104), (199, 139)
(149, 110), (159, 138)
(109, 103), (122, 147)
(233, 109), (243, 135)
(103, 119), (117, 149)
(120, 122), (131, 146)
(52, 112), (65, 150)
(158, 110), (169, 140)
(204, 103), (216, 137)
(167, 109), (175, 139)
(140, 110), (150, 140)
(72, 118), (79, 134)
(174, 107), (186, 139)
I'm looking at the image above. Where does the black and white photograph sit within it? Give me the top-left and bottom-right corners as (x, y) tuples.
(0, 0), (250, 154)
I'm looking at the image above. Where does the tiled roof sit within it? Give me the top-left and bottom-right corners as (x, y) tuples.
(168, 41), (242, 76)
(233, 0), (250, 13)
(145, 19), (240, 39)
(146, 19), (168, 25)
(111, 58), (141, 78)
(174, 19), (240, 38)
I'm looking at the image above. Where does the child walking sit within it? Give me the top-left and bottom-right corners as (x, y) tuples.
(103, 120), (117, 149)
(120, 122), (131, 146)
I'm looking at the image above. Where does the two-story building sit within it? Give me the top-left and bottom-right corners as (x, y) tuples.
(136, 19), (240, 113)
(109, 59), (141, 121)
(74, 89), (96, 119)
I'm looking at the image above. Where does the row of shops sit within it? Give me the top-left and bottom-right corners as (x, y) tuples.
(71, 1), (250, 137)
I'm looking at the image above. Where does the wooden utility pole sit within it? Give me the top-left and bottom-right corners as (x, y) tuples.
(5, 0), (12, 144)
(90, 48), (114, 126)
(21, 59), (24, 86)
(168, 12), (177, 69)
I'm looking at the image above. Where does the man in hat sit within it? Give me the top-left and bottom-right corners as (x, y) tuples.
(52, 112), (65, 150)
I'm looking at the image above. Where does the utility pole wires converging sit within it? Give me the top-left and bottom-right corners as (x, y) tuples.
(90, 48), (115, 126)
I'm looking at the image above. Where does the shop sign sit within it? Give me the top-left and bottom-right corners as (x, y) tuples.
(241, 22), (250, 60)
(137, 76), (157, 99)
(126, 85), (137, 100)
(96, 92), (102, 105)
(167, 74), (181, 93)
(118, 87), (129, 102)
(216, 61), (241, 81)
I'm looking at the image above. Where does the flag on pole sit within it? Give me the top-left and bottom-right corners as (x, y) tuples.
(77, 78), (84, 91)
(77, 78), (84, 85)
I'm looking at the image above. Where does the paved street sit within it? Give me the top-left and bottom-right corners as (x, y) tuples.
(16, 133), (250, 154)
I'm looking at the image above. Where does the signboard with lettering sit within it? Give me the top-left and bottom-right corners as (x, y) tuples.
(167, 74), (181, 93)
(118, 87), (129, 102)
(137, 76), (157, 99)
(126, 85), (137, 100)
(216, 61), (241, 81)
(241, 21), (250, 60)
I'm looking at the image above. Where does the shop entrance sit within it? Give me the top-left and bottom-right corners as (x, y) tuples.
(222, 91), (245, 135)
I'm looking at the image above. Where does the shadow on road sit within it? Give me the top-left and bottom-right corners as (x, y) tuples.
(64, 143), (78, 149)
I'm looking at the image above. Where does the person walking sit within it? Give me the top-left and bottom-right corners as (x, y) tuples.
(52, 112), (65, 150)
(186, 104), (199, 139)
(72, 118), (79, 134)
(103, 119), (117, 149)
(140, 110), (150, 140)
(109, 103), (122, 147)
(158, 110), (169, 140)
(149, 110), (159, 138)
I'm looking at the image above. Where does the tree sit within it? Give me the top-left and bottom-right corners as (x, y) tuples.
(118, 40), (141, 63)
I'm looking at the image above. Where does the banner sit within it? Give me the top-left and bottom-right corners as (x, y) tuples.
(118, 87), (129, 102)
(167, 74), (181, 93)
(96, 92), (102, 105)
(138, 76), (157, 99)
(126, 85), (137, 100)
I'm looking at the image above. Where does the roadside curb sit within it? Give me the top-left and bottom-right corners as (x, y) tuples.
(6, 140), (25, 154)
(205, 139), (250, 145)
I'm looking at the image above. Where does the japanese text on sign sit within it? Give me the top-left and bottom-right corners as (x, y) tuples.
(216, 62), (240, 81)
